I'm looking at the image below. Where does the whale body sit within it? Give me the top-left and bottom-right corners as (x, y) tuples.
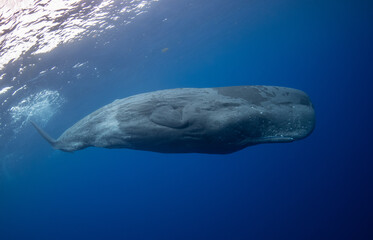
(32, 86), (315, 154)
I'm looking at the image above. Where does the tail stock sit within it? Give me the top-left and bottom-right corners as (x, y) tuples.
(31, 121), (57, 148)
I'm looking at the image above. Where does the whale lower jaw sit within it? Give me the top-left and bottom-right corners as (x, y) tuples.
(241, 136), (295, 146)
(257, 136), (295, 143)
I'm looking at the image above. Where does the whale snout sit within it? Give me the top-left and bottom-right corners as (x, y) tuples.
(249, 89), (315, 143)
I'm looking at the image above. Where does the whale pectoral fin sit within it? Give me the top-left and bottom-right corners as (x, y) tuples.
(150, 105), (186, 129)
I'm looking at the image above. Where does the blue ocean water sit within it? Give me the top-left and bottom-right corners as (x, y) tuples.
(0, 0), (372, 239)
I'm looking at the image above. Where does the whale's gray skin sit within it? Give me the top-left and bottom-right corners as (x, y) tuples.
(32, 86), (315, 154)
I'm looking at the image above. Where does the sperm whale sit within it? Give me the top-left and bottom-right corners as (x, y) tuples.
(32, 85), (315, 154)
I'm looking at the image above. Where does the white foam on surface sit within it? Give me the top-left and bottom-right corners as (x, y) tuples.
(9, 89), (65, 131)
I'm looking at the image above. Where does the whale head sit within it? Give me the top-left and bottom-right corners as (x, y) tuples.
(215, 86), (315, 145)
(247, 87), (315, 144)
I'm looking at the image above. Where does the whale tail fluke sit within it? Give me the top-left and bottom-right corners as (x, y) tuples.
(31, 121), (57, 148)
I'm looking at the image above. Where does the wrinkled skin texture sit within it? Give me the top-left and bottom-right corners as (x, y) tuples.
(33, 86), (315, 154)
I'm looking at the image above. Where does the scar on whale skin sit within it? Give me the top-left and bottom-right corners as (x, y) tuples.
(32, 85), (315, 154)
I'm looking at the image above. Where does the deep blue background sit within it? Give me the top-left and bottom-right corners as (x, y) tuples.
(1, 0), (372, 239)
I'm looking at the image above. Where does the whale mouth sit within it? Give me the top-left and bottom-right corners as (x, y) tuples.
(240, 135), (295, 146)
(256, 136), (295, 143)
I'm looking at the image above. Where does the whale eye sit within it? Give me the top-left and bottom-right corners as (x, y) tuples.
(299, 96), (311, 106)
